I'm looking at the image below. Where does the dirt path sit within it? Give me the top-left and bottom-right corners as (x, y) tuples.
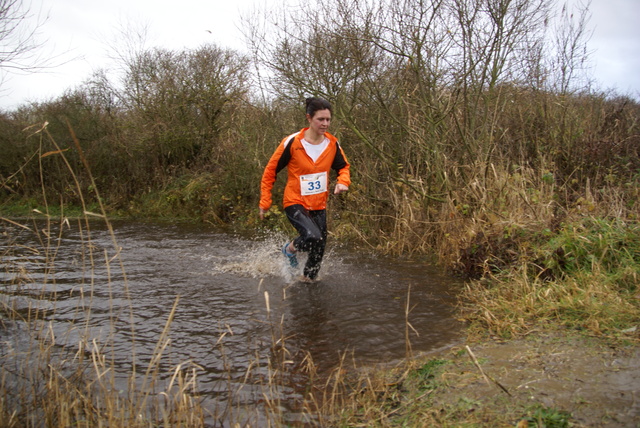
(429, 331), (640, 427)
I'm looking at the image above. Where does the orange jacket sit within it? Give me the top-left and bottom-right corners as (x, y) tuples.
(260, 128), (351, 211)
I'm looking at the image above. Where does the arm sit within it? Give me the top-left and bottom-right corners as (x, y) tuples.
(332, 142), (351, 193)
(259, 135), (295, 218)
(259, 147), (282, 216)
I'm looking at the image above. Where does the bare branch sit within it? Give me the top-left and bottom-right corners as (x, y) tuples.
(0, 0), (48, 73)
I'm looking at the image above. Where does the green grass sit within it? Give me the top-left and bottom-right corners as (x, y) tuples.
(411, 359), (448, 392)
(521, 405), (571, 428)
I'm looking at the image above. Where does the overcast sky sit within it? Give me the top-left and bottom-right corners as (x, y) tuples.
(1, 0), (639, 110)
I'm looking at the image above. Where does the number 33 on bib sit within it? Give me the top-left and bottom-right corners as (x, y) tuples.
(300, 172), (328, 196)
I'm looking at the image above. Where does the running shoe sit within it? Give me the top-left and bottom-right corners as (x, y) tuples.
(282, 242), (298, 268)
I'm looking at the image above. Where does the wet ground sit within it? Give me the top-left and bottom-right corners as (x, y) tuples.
(428, 331), (640, 427)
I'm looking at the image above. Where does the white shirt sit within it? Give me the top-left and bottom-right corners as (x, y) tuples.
(301, 137), (329, 162)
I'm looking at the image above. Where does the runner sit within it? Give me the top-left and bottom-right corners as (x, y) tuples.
(259, 97), (351, 282)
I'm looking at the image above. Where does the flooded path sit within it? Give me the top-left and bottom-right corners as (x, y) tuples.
(1, 219), (463, 424)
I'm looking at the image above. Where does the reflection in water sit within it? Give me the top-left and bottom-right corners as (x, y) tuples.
(1, 219), (463, 423)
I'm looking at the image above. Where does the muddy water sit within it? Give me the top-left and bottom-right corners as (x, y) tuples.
(1, 220), (463, 424)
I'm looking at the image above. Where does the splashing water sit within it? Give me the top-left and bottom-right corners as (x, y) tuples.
(210, 232), (311, 282)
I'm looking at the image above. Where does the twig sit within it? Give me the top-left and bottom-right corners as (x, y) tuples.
(386, 389), (435, 417)
(465, 345), (511, 396)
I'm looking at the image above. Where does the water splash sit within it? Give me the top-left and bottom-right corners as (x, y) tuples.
(210, 233), (306, 282)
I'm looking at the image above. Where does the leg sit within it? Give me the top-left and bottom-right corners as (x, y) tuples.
(302, 210), (327, 280)
(284, 205), (327, 280)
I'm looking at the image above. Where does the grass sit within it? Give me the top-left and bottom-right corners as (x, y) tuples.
(2, 208), (638, 427)
(1, 91), (639, 425)
(522, 405), (571, 428)
(318, 193), (639, 426)
(1, 127), (259, 426)
(0, 214), (207, 427)
(321, 348), (578, 427)
(0, 199), (101, 218)
(324, 322), (640, 427)
(458, 216), (640, 339)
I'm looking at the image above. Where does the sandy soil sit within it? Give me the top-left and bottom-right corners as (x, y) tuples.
(428, 331), (640, 427)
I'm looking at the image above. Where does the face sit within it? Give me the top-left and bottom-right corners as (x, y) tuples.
(307, 109), (331, 134)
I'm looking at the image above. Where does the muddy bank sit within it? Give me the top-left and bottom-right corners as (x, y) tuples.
(425, 331), (640, 427)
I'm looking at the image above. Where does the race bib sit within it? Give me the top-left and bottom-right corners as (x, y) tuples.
(300, 172), (328, 196)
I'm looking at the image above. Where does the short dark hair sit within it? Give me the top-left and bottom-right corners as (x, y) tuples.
(305, 97), (332, 117)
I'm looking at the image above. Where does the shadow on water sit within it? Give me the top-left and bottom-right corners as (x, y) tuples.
(1, 219), (464, 424)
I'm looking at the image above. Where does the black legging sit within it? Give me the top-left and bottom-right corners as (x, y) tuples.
(284, 204), (327, 280)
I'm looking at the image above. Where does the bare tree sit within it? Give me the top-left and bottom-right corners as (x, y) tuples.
(0, 0), (48, 79)
(550, 0), (592, 95)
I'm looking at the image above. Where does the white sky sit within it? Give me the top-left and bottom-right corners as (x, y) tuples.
(586, 0), (640, 96)
(0, 0), (263, 109)
(1, 0), (639, 110)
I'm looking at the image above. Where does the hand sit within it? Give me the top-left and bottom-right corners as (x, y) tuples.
(334, 183), (349, 194)
(259, 207), (267, 220)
